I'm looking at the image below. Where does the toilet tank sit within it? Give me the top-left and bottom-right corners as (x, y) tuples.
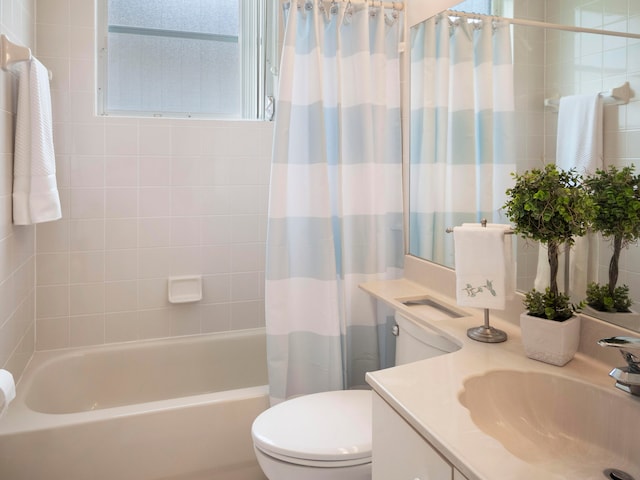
(394, 313), (460, 366)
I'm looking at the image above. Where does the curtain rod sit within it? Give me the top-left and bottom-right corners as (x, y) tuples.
(442, 10), (640, 40)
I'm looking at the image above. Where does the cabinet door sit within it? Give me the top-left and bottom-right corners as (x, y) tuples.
(372, 393), (453, 480)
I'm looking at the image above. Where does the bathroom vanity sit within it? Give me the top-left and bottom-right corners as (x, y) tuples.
(362, 258), (640, 480)
(372, 391), (468, 480)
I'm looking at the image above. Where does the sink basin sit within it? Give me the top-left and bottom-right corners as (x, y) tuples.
(458, 370), (640, 479)
(396, 295), (466, 320)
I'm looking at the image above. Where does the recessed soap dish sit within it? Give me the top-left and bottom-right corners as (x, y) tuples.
(168, 275), (202, 304)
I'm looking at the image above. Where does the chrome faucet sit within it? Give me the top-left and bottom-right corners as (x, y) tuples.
(598, 336), (640, 396)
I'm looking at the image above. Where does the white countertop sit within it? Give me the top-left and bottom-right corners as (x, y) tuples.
(362, 278), (639, 480)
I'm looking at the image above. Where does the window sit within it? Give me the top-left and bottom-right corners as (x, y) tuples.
(450, 0), (492, 14)
(97, 0), (277, 119)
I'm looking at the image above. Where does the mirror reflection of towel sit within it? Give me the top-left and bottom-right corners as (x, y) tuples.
(534, 94), (603, 299)
(454, 224), (515, 310)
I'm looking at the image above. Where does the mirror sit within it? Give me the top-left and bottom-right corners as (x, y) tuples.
(409, 0), (640, 332)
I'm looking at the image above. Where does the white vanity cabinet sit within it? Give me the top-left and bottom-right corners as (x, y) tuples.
(372, 393), (469, 480)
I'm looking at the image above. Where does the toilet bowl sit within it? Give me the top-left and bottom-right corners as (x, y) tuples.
(252, 390), (372, 480)
(252, 313), (460, 479)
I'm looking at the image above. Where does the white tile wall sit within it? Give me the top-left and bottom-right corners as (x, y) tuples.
(512, 4), (547, 290)
(0, 0), (36, 378)
(15, 0), (638, 361)
(34, 0), (273, 350)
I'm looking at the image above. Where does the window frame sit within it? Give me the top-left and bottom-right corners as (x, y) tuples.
(96, 0), (277, 120)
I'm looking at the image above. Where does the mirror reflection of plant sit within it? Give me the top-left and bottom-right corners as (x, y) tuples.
(585, 283), (632, 313)
(584, 165), (640, 312)
(503, 164), (593, 321)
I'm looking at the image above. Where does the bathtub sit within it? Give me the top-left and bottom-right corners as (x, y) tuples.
(0, 328), (269, 480)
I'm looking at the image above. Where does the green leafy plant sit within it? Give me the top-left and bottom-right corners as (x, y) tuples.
(503, 164), (593, 321)
(585, 283), (632, 313)
(584, 165), (640, 312)
(523, 288), (577, 321)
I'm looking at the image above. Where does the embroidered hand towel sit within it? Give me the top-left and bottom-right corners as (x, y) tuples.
(12, 58), (61, 225)
(454, 224), (514, 310)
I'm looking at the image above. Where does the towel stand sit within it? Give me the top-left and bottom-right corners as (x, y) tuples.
(544, 81), (633, 110)
(447, 219), (509, 343)
(1, 34), (52, 80)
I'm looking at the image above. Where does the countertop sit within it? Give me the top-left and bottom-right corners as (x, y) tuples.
(362, 277), (639, 480)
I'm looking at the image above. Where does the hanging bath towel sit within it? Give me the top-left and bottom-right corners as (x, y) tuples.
(556, 93), (603, 174)
(12, 58), (61, 225)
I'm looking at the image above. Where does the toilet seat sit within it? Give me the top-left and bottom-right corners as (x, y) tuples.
(252, 390), (372, 468)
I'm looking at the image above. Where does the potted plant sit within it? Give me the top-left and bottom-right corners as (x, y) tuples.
(584, 165), (640, 314)
(503, 164), (593, 366)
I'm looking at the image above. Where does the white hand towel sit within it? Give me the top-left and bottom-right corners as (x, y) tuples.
(556, 93), (603, 173)
(454, 224), (514, 310)
(0, 369), (16, 419)
(462, 223), (516, 297)
(534, 94), (603, 298)
(12, 58), (62, 225)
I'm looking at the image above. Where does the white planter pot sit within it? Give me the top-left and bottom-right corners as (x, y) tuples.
(519, 313), (581, 366)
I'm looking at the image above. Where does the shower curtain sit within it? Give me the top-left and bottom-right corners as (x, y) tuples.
(265, 1), (404, 404)
(410, 14), (516, 267)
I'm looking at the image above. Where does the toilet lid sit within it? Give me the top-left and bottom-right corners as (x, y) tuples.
(252, 390), (372, 464)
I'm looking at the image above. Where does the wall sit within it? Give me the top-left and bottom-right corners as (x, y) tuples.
(511, 1), (547, 289)
(34, 0), (273, 350)
(0, 0), (37, 377)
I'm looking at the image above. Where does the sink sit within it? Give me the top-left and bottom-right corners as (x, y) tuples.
(458, 370), (640, 479)
(396, 295), (466, 320)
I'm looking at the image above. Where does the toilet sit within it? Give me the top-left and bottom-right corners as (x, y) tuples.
(251, 313), (459, 479)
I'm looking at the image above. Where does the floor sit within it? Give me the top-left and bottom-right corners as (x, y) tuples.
(156, 462), (267, 480)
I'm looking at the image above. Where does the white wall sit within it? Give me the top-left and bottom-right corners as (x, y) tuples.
(34, 0), (273, 350)
(17, 0), (640, 359)
(0, 0), (37, 378)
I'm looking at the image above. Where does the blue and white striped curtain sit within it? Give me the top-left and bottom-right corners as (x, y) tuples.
(265, 1), (404, 404)
(409, 15), (516, 267)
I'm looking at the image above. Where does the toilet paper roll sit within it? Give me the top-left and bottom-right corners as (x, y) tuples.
(0, 369), (16, 419)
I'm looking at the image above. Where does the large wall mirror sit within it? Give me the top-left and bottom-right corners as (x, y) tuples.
(409, 0), (640, 331)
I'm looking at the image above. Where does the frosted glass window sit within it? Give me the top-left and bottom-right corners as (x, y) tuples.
(98, 0), (274, 118)
(450, 0), (492, 14)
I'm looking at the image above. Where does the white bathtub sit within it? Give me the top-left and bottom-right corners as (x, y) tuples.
(0, 328), (269, 480)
